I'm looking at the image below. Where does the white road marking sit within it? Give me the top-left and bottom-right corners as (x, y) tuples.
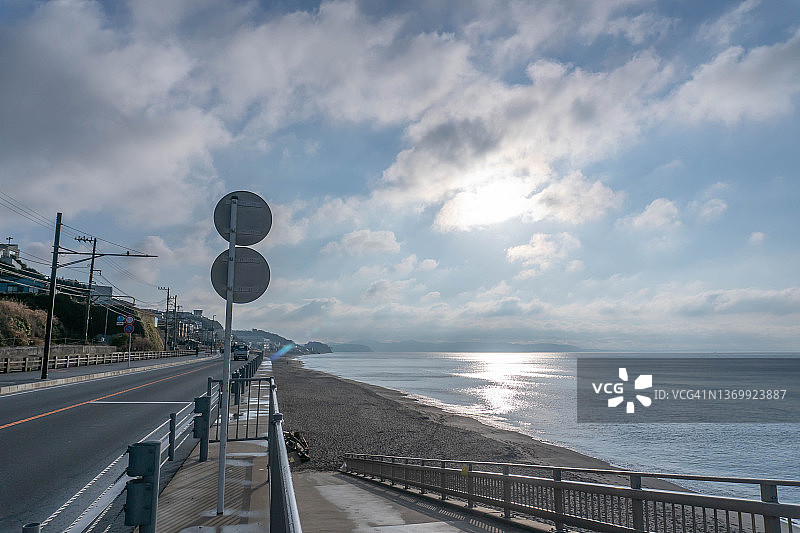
(90, 401), (190, 404)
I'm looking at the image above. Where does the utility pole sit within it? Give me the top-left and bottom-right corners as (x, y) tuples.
(158, 286), (170, 351)
(39, 215), (157, 380)
(76, 236), (98, 344)
(42, 213), (62, 379)
(172, 298), (179, 347)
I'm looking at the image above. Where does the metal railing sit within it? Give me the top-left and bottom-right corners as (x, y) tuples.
(24, 399), (202, 532)
(209, 353), (269, 442)
(344, 454), (800, 533)
(2, 350), (195, 373)
(203, 361), (302, 532)
(268, 376), (303, 533)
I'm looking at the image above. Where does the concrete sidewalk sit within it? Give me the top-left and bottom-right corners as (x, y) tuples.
(156, 448), (543, 533)
(0, 352), (219, 394)
(154, 358), (543, 533)
(156, 438), (271, 532)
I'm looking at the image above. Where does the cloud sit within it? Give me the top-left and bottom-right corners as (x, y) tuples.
(669, 29), (800, 124)
(321, 229), (401, 255)
(527, 172), (624, 224)
(208, 1), (473, 129)
(379, 51), (668, 230)
(434, 171), (623, 232)
(689, 198), (727, 223)
(618, 198), (681, 230)
(748, 231), (766, 245)
(506, 232), (581, 275)
(698, 0), (760, 45)
(361, 278), (417, 302)
(395, 255), (438, 274)
(0, 1), (229, 228)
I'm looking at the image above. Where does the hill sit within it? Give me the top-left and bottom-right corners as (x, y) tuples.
(232, 329), (332, 355)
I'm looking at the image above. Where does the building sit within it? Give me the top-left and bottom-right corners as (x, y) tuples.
(0, 243), (47, 294)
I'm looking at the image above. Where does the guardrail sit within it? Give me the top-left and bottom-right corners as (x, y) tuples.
(22, 388), (211, 532)
(2, 350), (195, 373)
(343, 454), (800, 533)
(268, 376), (303, 533)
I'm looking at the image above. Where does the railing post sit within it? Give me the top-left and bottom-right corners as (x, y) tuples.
(404, 458), (409, 489)
(193, 397), (210, 462)
(760, 483), (781, 533)
(503, 465), (511, 519)
(390, 457), (395, 486)
(631, 475), (645, 531)
(267, 377), (276, 476)
(207, 377), (213, 397)
(124, 441), (160, 533)
(441, 460), (447, 501)
(552, 468), (567, 532)
(466, 463), (474, 508)
(168, 413), (176, 461)
(269, 412), (285, 532)
(420, 460), (426, 494)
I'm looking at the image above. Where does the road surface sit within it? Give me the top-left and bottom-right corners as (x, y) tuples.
(0, 356), (241, 531)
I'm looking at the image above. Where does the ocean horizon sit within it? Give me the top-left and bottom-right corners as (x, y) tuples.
(300, 350), (800, 504)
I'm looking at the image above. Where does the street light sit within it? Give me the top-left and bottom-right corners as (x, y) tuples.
(211, 314), (217, 351)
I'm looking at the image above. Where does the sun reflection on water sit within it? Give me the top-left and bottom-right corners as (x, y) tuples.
(446, 352), (564, 415)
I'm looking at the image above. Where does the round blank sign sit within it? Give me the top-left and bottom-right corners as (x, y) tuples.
(210, 247), (270, 304)
(214, 191), (272, 246)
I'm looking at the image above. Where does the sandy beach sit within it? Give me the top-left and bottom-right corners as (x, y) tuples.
(271, 357), (682, 490)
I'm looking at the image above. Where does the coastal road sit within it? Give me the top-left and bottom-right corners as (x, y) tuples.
(0, 356), (243, 531)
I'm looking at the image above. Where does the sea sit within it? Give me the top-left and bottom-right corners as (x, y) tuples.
(300, 351), (800, 504)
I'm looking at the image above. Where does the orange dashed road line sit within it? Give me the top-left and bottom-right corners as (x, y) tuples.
(0, 363), (216, 431)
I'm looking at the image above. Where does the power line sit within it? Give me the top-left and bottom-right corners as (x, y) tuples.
(61, 223), (147, 255)
(0, 189), (54, 229)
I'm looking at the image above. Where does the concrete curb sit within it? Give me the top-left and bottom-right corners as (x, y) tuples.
(0, 356), (220, 395)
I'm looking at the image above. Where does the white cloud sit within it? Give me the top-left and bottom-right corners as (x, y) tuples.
(690, 198), (728, 223)
(748, 231), (766, 245)
(527, 172), (625, 224)
(322, 229), (401, 255)
(379, 51), (669, 226)
(419, 259), (438, 271)
(395, 255), (439, 274)
(698, 0), (760, 45)
(506, 232), (581, 274)
(208, 1), (473, 129)
(0, 1), (229, 228)
(618, 198), (681, 230)
(669, 29), (800, 124)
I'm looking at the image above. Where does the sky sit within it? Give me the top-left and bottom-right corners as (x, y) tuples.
(1, 0), (799, 351)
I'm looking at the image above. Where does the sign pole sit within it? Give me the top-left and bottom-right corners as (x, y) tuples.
(127, 332), (131, 368)
(217, 196), (238, 515)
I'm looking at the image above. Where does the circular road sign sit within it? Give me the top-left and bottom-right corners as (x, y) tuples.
(214, 191), (272, 246)
(125, 316), (134, 325)
(210, 247), (270, 304)
(124, 324), (134, 334)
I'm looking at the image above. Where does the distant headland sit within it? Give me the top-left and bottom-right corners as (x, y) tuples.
(330, 340), (588, 353)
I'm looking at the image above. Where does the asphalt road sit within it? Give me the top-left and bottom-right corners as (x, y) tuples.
(0, 356), (242, 531)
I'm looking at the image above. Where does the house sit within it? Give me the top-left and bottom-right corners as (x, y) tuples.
(0, 244), (47, 294)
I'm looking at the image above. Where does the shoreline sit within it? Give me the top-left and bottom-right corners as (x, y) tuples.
(271, 357), (684, 490)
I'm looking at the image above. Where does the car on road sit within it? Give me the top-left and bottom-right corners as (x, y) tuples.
(232, 343), (249, 360)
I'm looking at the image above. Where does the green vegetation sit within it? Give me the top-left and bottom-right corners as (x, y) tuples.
(0, 298), (62, 346)
(0, 293), (162, 350)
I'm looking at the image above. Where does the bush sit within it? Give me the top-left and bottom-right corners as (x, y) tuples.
(0, 299), (60, 346)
